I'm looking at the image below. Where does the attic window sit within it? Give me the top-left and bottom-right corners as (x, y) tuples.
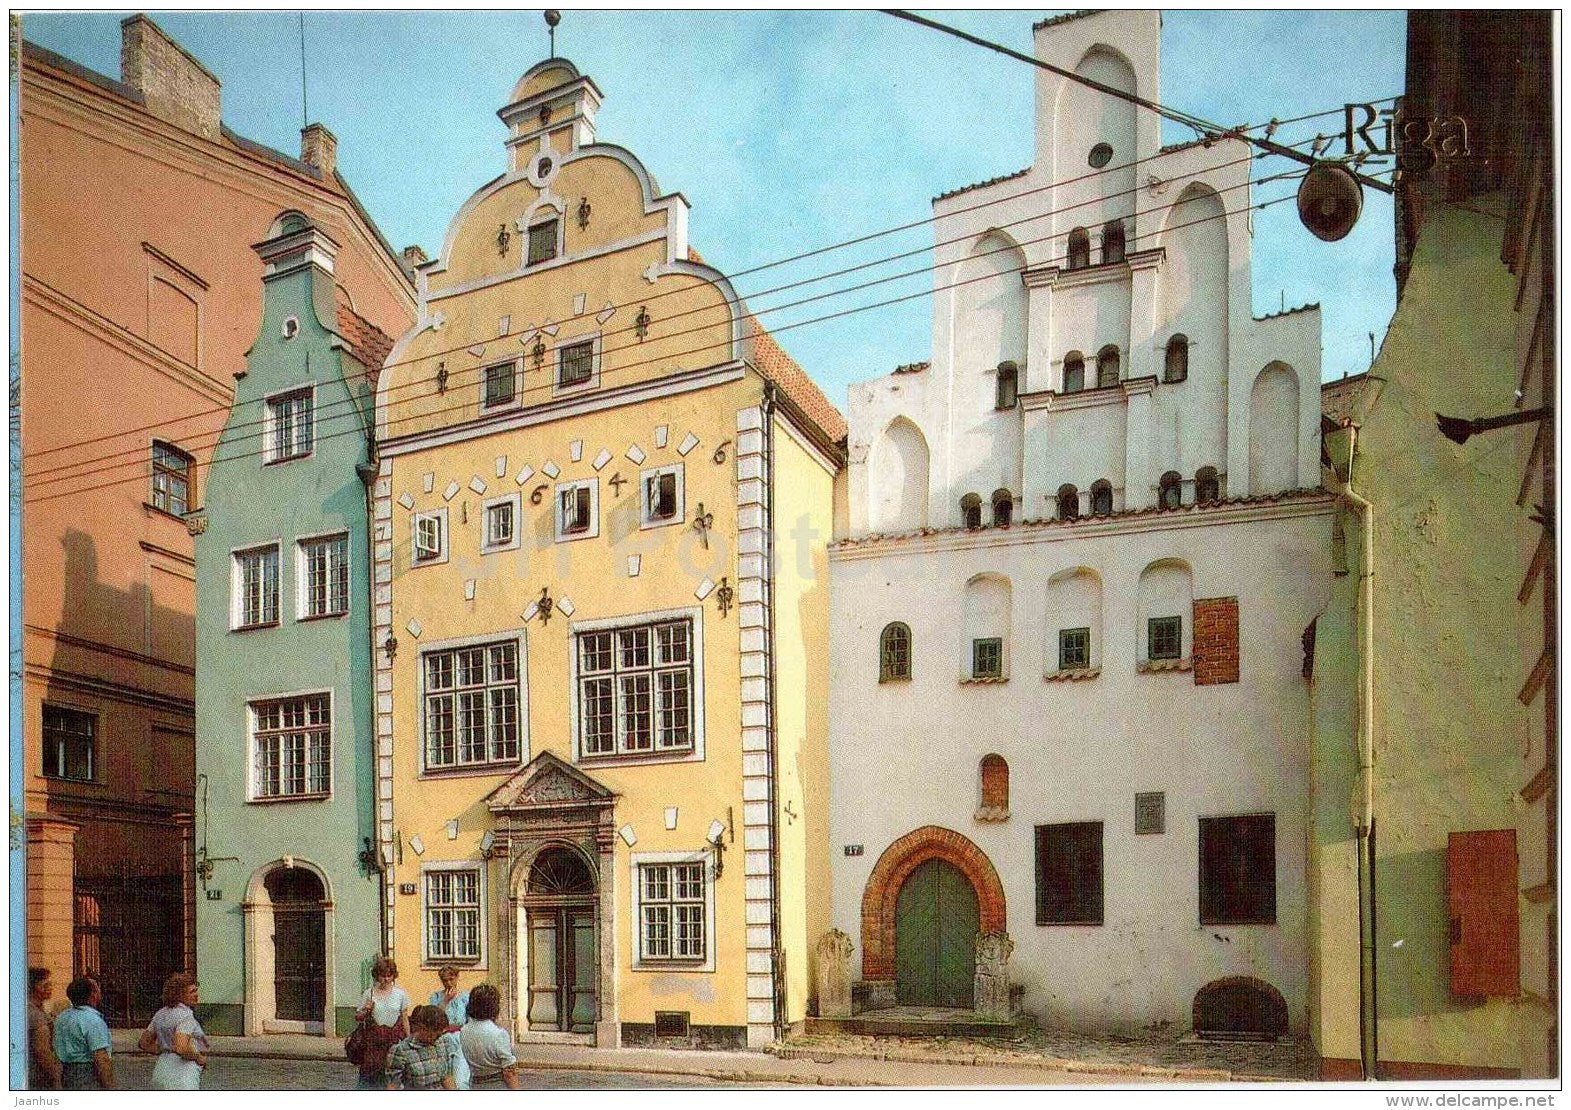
(281, 316), (300, 340)
(1088, 143), (1114, 169)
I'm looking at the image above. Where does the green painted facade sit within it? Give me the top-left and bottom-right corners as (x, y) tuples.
(193, 215), (381, 1036)
(1309, 198), (1527, 1075)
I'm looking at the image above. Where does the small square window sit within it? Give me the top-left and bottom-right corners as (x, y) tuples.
(555, 481), (598, 540)
(641, 466), (683, 526)
(558, 340), (594, 389)
(1135, 792), (1166, 835)
(42, 705), (96, 782)
(1059, 627), (1090, 670)
(483, 497), (517, 551)
(526, 219), (559, 266)
(413, 510), (447, 564)
(483, 362), (517, 407)
(972, 637), (1003, 679)
(1149, 616), (1182, 661)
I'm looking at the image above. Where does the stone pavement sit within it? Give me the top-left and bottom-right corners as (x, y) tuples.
(110, 1025), (1311, 1087)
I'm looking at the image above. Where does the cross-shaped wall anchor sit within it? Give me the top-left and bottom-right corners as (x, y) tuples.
(609, 472), (626, 497)
(692, 502), (714, 548)
(783, 800), (798, 825)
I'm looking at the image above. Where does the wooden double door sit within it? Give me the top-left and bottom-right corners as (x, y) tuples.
(523, 846), (598, 1033)
(894, 859), (978, 1008)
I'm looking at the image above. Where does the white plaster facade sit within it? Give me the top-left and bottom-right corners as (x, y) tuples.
(827, 10), (1335, 1033)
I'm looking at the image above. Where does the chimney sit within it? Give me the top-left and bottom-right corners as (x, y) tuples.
(300, 123), (337, 178)
(120, 14), (221, 141)
(401, 245), (428, 267)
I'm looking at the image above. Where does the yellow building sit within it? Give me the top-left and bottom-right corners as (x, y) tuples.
(371, 59), (842, 1049)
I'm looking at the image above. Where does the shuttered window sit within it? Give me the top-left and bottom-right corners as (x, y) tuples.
(1035, 821), (1103, 925)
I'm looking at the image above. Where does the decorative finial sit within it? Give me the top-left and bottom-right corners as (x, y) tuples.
(544, 10), (561, 58)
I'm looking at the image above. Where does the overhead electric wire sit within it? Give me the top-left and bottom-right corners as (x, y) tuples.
(26, 143), (1269, 486)
(882, 9), (1396, 194)
(25, 164), (1392, 506)
(24, 147), (1308, 492)
(23, 98), (1386, 470)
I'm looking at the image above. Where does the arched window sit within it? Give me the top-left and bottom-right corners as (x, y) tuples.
(1090, 480), (1113, 517)
(1056, 484), (1080, 522)
(1165, 334), (1189, 383)
(1159, 471), (1183, 510)
(1195, 466), (1220, 505)
(1102, 219), (1126, 264)
(991, 489), (1013, 528)
(1063, 352), (1086, 393)
(960, 493), (983, 530)
(979, 754), (1009, 814)
(995, 361), (1019, 410)
(879, 622), (912, 682)
(1097, 346), (1121, 389)
(1066, 227), (1090, 270)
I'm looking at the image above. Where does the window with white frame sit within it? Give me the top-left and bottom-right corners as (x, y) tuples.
(151, 441), (194, 515)
(578, 618), (693, 759)
(481, 494), (519, 553)
(264, 387), (314, 463)
(233, 544), (280, 629)
(638, 860), (706, 962)
(297, 533), (349, 619)
(425, 866), (482, 961)
(423, 640), (521, 770)
(555, 480), (598, 541)
(412, 508), (447, 564)
(250, 693), (330, 799)
(640, 464), (683, 527)
(482, 361), (517, 408)
(556, 339), (595, 390)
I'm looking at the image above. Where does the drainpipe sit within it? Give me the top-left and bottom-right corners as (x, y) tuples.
(357, 437), (389, 960)
(761, 383), (787, 1041)
(1341, 425), (1377, 1079)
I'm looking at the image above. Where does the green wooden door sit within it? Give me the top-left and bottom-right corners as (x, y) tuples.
(894, 859), (978, 1007)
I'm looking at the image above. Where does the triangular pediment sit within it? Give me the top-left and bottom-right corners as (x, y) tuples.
(484, 749), (616, 814)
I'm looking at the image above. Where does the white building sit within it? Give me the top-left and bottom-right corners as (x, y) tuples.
(827, 9), (1335, 1035)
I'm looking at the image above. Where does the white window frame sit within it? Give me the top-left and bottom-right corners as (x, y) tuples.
(231, 542), (281, 630)
(417, 631), (529, 774)
(150, 439), (194, 516)
(247, 689), (332, 802)
(295, 530), (350, 620)
(411, 507), (449, 567)
(263, 384), (315, 464)
(570, 606), (705, 765)
(554, 478), (600, 542)
(630, 850), (716, 972)
(552, 333), (601, 396)
(481, 359), (520, 409)
(421, 860), (487, 968)
(480, 493), (521, 554)
(639, 463), (685, 530)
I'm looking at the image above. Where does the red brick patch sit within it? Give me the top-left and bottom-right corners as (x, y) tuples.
(1192, 596), (1239, 685)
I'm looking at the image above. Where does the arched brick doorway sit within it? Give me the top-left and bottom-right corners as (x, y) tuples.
(860, 826), (1006, 1005)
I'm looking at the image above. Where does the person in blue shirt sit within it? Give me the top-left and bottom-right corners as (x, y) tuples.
(427, 965), (470, 1032)
(53, 976), (114, 1090)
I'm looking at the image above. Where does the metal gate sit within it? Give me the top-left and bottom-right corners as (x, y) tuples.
(73, 874), (183, 1026)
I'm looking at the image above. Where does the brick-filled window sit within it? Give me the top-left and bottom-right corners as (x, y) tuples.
(251, 694), (331, 799)
(423, 641), (521, 770)
(42, 705), (96, 782)
(1199, 814), (1276, 925)
(1035, 821), (1103, 925)
(979, 754), (1009, 811)
(578, 619), (694, 758)
(639, 861), (706, 961)
(1193, 597), (1240, 685)
(425, 867), (482, 961)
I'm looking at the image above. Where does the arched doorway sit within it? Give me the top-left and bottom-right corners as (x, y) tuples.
(265, 867), (326, 1025)
(895, 859), (978, 1007)
(522, 846), (597, 1033)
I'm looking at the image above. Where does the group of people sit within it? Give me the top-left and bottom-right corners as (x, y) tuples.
(26, 959), (521, 1092)
(27, 967), (206, 1090)
(353, 958), (523, 1090)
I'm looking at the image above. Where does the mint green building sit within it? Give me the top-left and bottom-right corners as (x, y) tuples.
(193, 212), (392, 1035)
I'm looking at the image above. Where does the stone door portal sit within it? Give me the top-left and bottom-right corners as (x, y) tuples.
(266, 867), (326, 1024)
(523, 847), (597, 1033)
(894, 858), (978, 1007)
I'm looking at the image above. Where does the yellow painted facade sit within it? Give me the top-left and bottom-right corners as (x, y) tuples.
(371, 59), (840, 1049)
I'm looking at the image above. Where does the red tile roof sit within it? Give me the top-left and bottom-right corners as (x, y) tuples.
(335, 287), (395, 389)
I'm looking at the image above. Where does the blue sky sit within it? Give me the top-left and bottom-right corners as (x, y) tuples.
(21, 9), (1405, 407)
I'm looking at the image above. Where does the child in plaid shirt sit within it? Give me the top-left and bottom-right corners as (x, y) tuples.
(385, 1006), (458, 1091)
